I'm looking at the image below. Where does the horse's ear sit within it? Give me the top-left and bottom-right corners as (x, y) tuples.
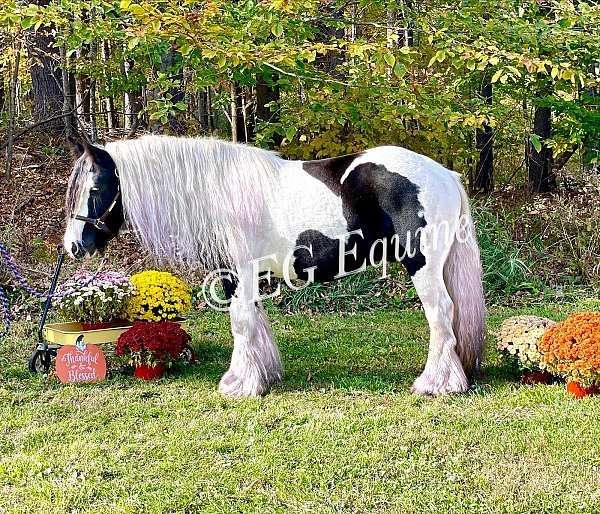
(67, 135), (89, 160)
(85, 143), (113, 168)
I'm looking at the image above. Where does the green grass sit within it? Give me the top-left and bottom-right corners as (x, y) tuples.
(1, 299), (600, 513)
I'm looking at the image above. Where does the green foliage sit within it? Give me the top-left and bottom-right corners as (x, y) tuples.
(274, 264), (413, 314)
(473, 203), (542, 298)
(29, 236), (53, 264)
(1, 0), (597, 178)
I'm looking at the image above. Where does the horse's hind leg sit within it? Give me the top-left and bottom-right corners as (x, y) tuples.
(219, 266), (282, 398)
(409, 257), (469, 396)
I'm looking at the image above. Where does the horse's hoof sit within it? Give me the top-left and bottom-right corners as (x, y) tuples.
(410, 371), (469, 396)
(218, 370), (266, 398)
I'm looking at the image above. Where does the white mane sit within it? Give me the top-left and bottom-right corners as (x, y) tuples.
(105, 135), (282, 268)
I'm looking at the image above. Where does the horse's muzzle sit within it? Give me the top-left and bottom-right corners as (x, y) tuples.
(70, 241), (87, 259)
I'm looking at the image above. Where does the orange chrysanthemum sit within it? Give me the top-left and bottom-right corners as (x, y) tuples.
(538, 312), (600, 386)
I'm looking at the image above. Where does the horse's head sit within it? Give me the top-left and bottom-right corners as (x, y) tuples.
(63, 138), (124, 259)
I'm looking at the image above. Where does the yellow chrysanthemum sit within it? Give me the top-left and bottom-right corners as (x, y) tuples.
(126, 270), (192, 321)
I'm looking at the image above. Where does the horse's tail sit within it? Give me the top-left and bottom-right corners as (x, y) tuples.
(443, 178), (486, 376)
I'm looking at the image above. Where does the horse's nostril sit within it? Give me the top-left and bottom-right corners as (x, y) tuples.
(71, 242), (85, 258)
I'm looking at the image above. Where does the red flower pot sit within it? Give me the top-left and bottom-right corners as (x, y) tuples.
(567, 381), (600, 399)
(521, 371), (554, 385)
(134, 363), (166, 380)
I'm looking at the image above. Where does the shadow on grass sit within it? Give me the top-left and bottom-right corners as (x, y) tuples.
(182, 334), (518, 394)
(179, 327), (518, 395)
(170, 334), (424, 394)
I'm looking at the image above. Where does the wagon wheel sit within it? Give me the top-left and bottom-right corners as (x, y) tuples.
(28, 348), (55, 374)
(180, 344), (197, 364)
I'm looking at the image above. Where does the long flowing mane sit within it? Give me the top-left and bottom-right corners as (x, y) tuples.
(105, 135), (282, 268)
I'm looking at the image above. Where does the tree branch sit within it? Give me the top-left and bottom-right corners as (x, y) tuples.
(553, 145), (578, 172)
(1, 107), (78, 152)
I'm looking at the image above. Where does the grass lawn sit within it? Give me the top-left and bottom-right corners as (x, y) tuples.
(1, 299), (600, 513)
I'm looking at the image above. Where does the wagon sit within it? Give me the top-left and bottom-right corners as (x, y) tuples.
(29, 320), (191, 373)
(27, 249), (192, 374)
(29, 321), (133, 373)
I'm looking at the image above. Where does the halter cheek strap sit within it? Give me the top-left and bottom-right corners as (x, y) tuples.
(74, 190), (121, 237)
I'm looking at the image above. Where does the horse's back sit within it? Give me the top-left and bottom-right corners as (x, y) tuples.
(352, 146), (462, 201)
(258, 145), (462, 280)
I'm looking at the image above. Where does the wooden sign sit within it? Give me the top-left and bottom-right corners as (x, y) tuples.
(56, 337), (106, 383)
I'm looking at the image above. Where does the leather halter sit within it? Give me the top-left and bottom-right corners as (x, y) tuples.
(73, 188), (121, 237)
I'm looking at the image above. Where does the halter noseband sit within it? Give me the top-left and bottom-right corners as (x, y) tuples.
(73, 188), (121, 237)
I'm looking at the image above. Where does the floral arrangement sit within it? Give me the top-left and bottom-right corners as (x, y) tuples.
(496, 315), (556, 371)
(126, 270), (191, 321)
(56, 271), (134, 324)
(115, 321), (191, 367)
(538, 312), (600, 387)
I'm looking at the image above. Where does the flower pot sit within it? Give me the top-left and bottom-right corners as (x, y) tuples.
(521, 371), (554, 385)
(566, 381), (600, 399)
(134, 363), (166, 380)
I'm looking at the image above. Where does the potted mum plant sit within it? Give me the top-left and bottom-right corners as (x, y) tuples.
(538, 312), (600, 398)
(126, 270), (191, 322)
(496, 315), (556, 384)
(56, 271), (134, 330)
(116, 321), (191, 379)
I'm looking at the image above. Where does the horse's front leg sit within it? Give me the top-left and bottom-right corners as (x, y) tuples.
(218, 270), (282, 398)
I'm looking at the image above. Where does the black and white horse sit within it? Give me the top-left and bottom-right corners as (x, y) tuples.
(64, 136), (485, 397)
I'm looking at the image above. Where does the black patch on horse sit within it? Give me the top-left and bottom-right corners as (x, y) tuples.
(302, 153), (364, 195)
(221, 271), (239, 300)
(295, 161), (427, 279)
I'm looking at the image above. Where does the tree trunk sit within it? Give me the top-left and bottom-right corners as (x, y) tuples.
(527, 2), (557, 193)
(75, 69), (90, 123)
(159, 46), (185, 135)
(122, 58), (141, 132)
(582, 83), (599, 170)
(230, 82), (238, 143)
(5, 40), (20, 180)
(196, 88), (209, 131)
(255, 81), (279, 123)
(255, 75), (281, 146)
(472, 81), (494, 193)
(399, 0), (414, 47)
(59, 45), (74, 137)
(345, 2), (357, 42)
(89, 78), (98, 142)
(27, 1), (64, 133)
(0, 67), (5, 112)
(527, 105), (556, 192)
(236, 86), (248, 143)
(102, 41), (116, 130)
(89, 17), (98, 142)
(316, 3), (344, 75)
(207, 88), (214, 132)
(75, 47), (90, 124)
(387, 1), (414, 47)
(104, 93), (116, 130)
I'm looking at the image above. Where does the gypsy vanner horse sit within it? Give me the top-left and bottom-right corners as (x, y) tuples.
(63, 136), (485, 397)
